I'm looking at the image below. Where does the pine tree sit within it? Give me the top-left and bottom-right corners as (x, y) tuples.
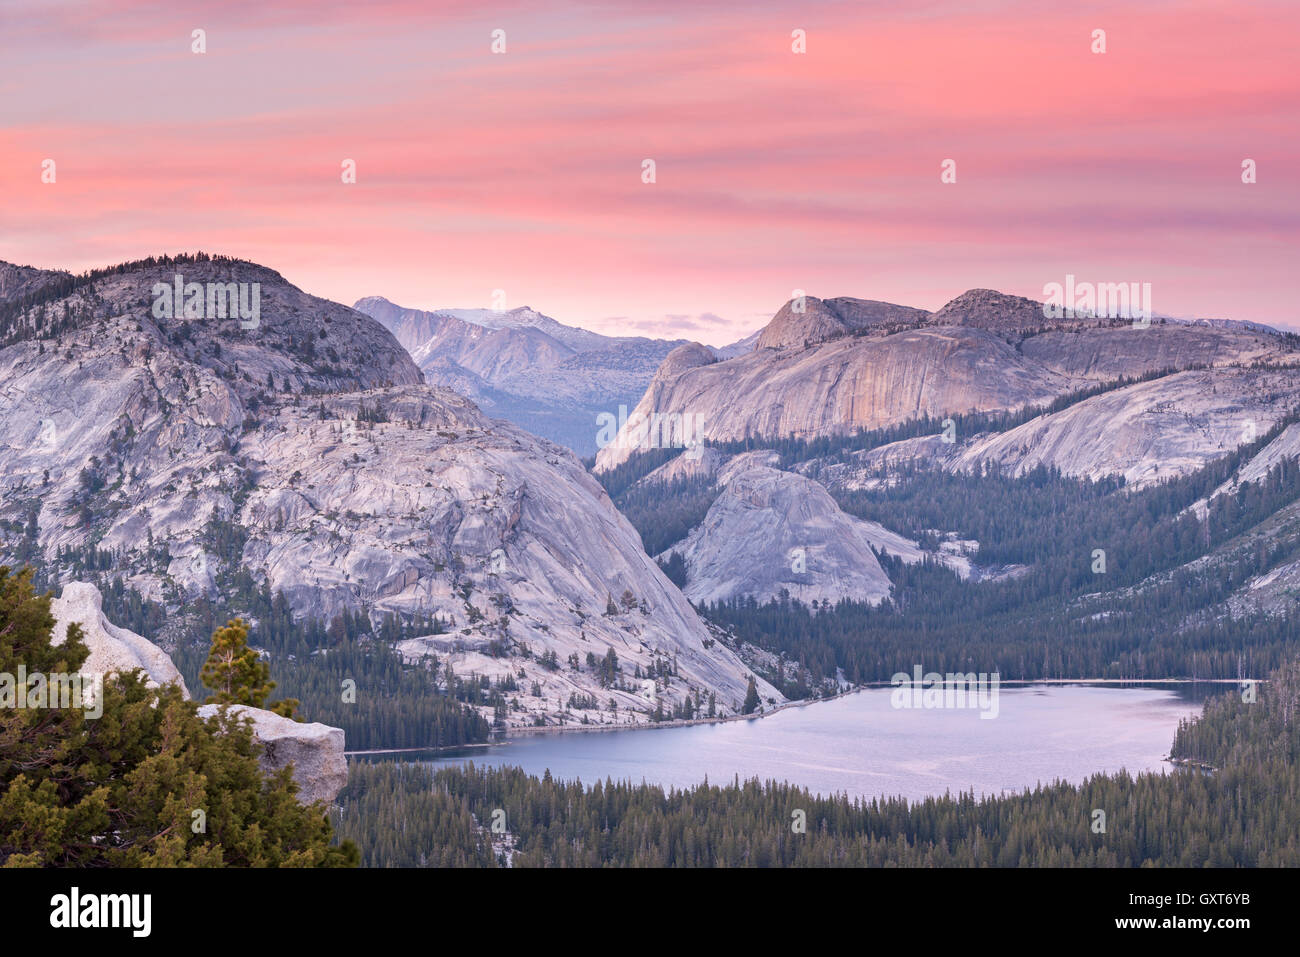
(742, 676), (760, 715)
(200, 618), (298, 718)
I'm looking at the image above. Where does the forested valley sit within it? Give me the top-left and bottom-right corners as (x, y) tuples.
(603, 415), (1300, 694)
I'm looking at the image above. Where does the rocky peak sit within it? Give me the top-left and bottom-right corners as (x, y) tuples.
(755, 296), (851, 351)
(656, 341), (717, 379)
(2, 256), (778, 727)
(3, 255), (422, 400)
(930, 288), (1056, 333)
(756, 295), (931, 351)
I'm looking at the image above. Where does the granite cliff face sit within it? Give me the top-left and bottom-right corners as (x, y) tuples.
(949, 367), (1300, 487)
(660, 452), (964, 606)
(0, 257), (777, 727)
(596, 323), (1073, 470)
(802, 366), (1300, 493)
(594, 288), (1296, 472)
(756, 296), (931, 351)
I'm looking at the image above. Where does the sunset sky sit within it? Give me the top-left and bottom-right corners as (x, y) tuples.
(2, 0), (1296, 343)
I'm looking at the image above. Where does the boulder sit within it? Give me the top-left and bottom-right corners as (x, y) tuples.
(198, 704), (349, 806)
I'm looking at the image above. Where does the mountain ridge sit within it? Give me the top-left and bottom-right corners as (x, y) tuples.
(594, 287), (1297, 471)
(0, 255), (778, 728)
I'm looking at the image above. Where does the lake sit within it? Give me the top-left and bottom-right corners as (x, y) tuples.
(397, 683), (1215, 803)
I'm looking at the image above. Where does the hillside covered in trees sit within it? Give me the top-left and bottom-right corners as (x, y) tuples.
(603, 415), (1300, 695)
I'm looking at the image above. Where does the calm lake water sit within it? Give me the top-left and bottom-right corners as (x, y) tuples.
(399, 684), (1213, 804)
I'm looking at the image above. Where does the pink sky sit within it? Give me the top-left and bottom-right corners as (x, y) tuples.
(2, 0), (1296, 343)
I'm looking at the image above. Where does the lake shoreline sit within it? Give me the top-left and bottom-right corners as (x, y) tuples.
(508, 676), (1236, 738)
(345, 676), (1228, 755)
(359, 682), (1206, 806)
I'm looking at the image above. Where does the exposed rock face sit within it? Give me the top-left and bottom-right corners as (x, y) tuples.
(0, 257), (776, 727)
(197, 704), (348, 806)
(635, 447), (726, 487)
(1020, 323), (1286, 381)
(801, 434), (966, 493)
(661, 452), (957, 606)
(756, 296), (931, 351)
(951, 368), (1300, 488)
(1229, 554), (1300, 619)
(227, 386), (778, 722)
(354, 296), (689, 455)
(656, 341), (717, 377)
(1116, 492), (1300, 631)
(807, 367), (1300, 497)
(50, 582), (190, 696)
(0, 262), (61, 304)
(928, 288), (1054, 332)
(596, 323), (1077, 471)
(594, 287), (1297, 473)
(1220, 422), (1300, 488)
(1178, 422), (1300, 521)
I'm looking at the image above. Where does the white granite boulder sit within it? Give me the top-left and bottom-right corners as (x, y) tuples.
(197, 704), (349, 806)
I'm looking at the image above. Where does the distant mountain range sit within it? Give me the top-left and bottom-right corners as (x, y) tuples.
(354, 296), (757, 455)
(595, 289), (1296, 472)
(596, 287), (1300, 618)
(9, 253), (1300, 723)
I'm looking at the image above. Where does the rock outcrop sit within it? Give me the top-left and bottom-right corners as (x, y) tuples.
(756, 296), (930, 351)
(1220, 422), (1300, 489)
(595, 322), (1076, 471)
(806, 366), (1300, 497)
(661, 452), (960, 606)
(928, 288), (1054, 332)
(197, 704), (348, 805)
(50, 582), (189, 696)
(950, 367), (1300, 488)
(46, 581), (346, 805)
(0, 262), (61, 304)
(635, 447), (726, 487)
